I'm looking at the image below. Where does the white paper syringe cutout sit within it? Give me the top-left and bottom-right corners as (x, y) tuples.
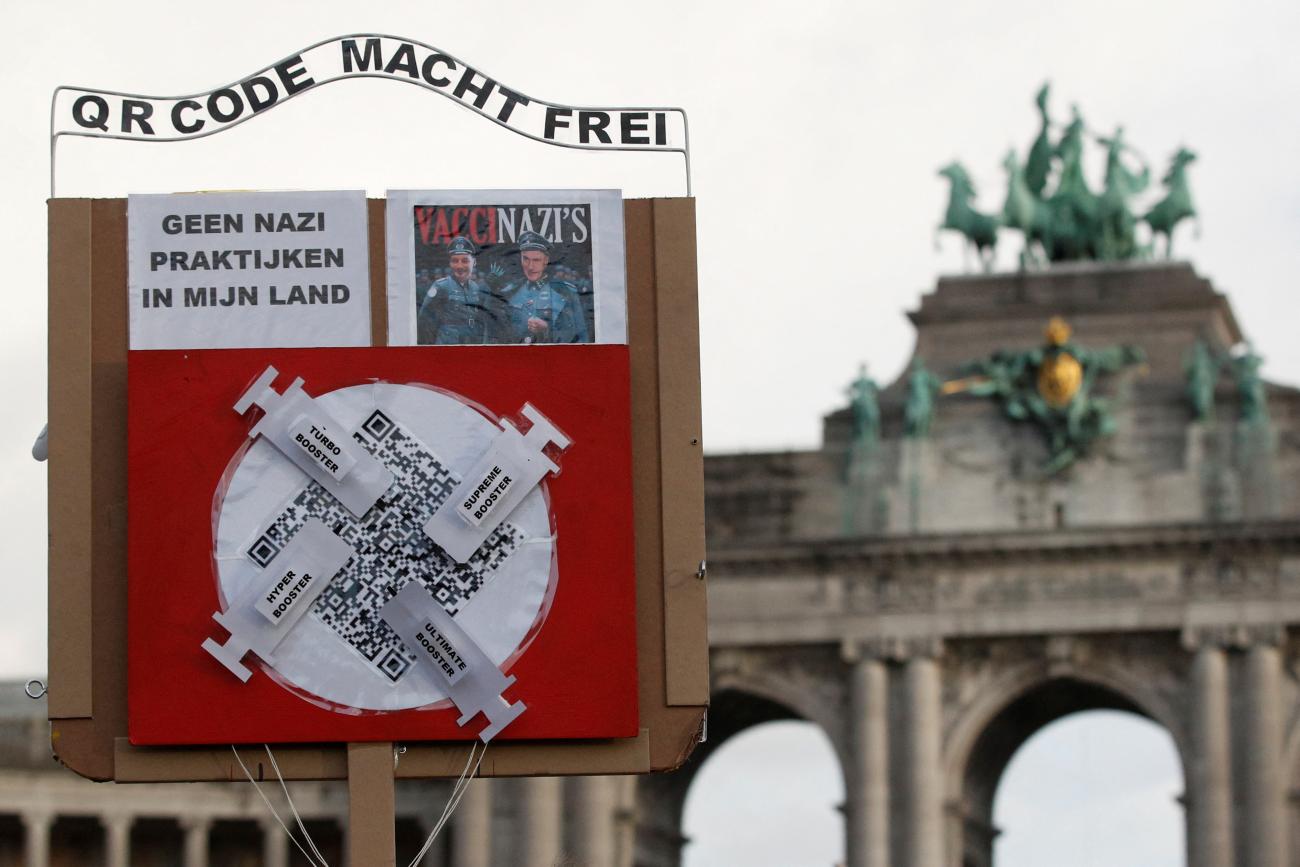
(202, 519), (354, 681)
(234, 366), (394, 516)
(424, 403), (571, 562)
(381, 581), (526, 741)
(206, 370), (561, 736)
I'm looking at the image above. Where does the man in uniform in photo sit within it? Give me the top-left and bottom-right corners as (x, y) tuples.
(417, 235), (508, 345)
(500, 231), (590, 344)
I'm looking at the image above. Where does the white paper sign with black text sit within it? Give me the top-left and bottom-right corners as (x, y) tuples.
(127, 190), (371, 349)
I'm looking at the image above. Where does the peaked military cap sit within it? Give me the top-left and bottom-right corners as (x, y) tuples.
(447, 235), (477, 256)
(518, 231), (550, 254)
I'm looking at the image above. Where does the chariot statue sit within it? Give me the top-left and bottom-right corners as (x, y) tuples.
(938, 83), (1197, 268)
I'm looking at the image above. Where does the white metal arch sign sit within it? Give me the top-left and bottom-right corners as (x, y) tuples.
(50, 34), (691, 193)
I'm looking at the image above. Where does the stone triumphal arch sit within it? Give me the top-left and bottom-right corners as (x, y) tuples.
(662, 263), (1300, 867)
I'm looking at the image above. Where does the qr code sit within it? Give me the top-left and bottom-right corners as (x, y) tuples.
(246, 409), (523, 683)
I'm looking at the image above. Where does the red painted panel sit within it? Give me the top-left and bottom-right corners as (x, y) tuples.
(127, 345), (637, 745)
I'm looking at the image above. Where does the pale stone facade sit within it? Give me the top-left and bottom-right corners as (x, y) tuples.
(677, 262), (1300, 867)
(4, 262), (1299, 866)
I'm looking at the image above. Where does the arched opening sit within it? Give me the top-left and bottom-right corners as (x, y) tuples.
(395, 816), (431, 865)
(129, 818), (183, 866)
(638, 688), (844, 867)
(288, 819), (343, 867)
(0, 814), (22, 867)
(993, 711), (1183, 866)
(958, 676), (1186, 867)
(211, 819), (261, 866)
(683, 720), (844, 867)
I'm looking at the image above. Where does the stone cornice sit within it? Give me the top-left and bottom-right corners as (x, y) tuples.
(706, 520), (1300, 577)
(908, 291), (1231, 327)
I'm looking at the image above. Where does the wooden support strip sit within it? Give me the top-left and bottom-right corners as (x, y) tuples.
(651, 198), (709, 707)
(347, 741), (396, 867)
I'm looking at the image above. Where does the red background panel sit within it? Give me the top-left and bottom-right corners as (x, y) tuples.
(127, 345), (638, 745)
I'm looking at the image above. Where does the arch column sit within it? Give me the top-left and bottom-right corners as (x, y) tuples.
(568, 776), (617, 864)
(451, 777), (493, 867)
(21, 810), (51, 867)
(259, 817), (289, 867)
(104, 813), (133, 867)
(180, 816), (211, 867)
(844, 643), (890, 867)
(633, 774), (689, 867)
(518, 776), (563, 867)
(1240, 638), (1286, 867)
(1184, 633), (1233, 867)
(411, 812), (447, 867)
(334, 814), (349, 867)
(900, 639), (944, 867)
(612, 776), (639, 867)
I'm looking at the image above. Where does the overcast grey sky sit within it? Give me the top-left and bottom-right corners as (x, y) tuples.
(2, 1), (1295, 863)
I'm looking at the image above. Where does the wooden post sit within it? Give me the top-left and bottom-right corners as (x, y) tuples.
(347, 742), (396, 866)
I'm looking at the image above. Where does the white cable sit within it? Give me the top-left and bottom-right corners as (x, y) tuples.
(430, 746), (488, 848)
(433, 744), (485, 835)
(406, 742), (487, 867)
(265, 745), (330, 867)
(406, 742), (479, 867)
(416, 745), (486, 867)
(231, 746), (328, 867)
(430, 748), (485, 839)
(264, 746), (328, 865)
(439, 743), (480, 823)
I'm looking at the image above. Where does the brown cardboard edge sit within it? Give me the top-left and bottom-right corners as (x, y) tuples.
(48, 196), (706, 781)
(112, 728), (655, 783)
(652, 199), (710, 707)
(626, 199), (708, 773)
(47, 199), (95, 720)
(90, 198), (131, 753)
(114, 738), (349, 783)
(49, 200), (133, 781)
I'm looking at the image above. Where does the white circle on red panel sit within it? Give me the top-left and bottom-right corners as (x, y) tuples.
(213, 381), (554, 712)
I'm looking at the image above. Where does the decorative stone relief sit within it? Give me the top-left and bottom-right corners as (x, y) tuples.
(1182, 557), (1281, 597)
(935, 565), (1176, 609)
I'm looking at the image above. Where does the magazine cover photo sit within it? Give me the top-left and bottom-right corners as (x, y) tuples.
(387, 190), (626, 347)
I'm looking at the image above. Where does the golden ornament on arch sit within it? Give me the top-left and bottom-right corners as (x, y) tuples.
(1044, 315), (1072, 346)
(1038, 351), (1083, 407)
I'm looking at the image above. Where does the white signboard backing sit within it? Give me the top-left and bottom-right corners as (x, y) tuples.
(127, 190), (371, 349)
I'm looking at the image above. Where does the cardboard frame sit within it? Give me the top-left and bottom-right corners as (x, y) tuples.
(47, 197), (707, 781)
